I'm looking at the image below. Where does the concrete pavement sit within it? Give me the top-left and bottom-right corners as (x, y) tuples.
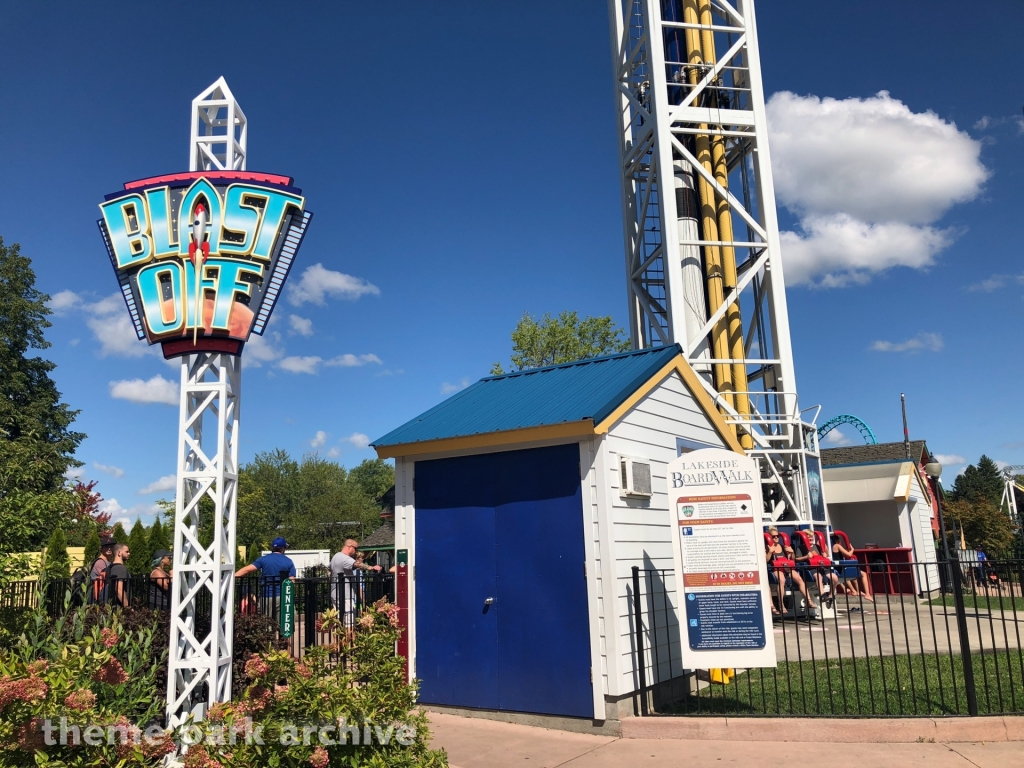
(427, 713), (1024, 768)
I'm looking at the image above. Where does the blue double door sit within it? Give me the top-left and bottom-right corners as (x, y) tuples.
(414, 443), (593, 718)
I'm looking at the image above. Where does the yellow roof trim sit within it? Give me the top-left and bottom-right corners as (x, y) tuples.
(374, 420), (595, 460)
(670, 358), (745, 454)
(592, 354), (744, 454)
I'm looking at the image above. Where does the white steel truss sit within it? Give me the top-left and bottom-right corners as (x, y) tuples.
(167, 353), (241, 727)
(607, 0), (822, 522)
(190, 77), (247, 173)
(168, 79), (247, 730)
(1001, 466), (1023, 524)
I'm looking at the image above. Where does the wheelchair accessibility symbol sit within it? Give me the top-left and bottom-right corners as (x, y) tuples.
(689, 619), (699, 627)
(687, 593), (695, 601)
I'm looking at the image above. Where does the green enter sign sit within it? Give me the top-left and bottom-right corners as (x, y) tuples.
(280, 578), (295, 638)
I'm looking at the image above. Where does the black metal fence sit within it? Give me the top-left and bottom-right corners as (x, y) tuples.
(3, 573), (394, 657)
(631, 559), (1024, 717)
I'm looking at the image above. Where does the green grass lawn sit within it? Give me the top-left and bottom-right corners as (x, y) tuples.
(926, 594), (1024, 612)
(662, 650), (1024, 716)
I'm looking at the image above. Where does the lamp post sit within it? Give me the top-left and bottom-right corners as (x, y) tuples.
(925, 461), (977, 716)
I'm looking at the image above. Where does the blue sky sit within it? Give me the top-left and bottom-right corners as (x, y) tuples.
(1, 1), (1021, 526)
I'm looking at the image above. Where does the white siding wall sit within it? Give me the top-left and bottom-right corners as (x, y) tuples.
(907, 471), (940, 591)
(393, 456), (416, 679)
(599, 371), (726, 696)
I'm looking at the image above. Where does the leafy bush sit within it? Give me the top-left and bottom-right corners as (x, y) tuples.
(231, 610), (286, 698)
(0, 605), (173, 765)
(187, 600), (448, 768)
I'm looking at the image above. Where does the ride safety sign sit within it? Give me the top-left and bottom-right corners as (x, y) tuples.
(668, 447), (776, 669)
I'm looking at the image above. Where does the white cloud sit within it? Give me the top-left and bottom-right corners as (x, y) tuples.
(325, 353), (382, 368)
(310, 430), (328, 448)
(974, 116), (991, 130)
(288, 314), (314, 337)
(109, 375), (180, 405)
(49, 290), (83, 314)
(934, 454), (967, 466)
(966, 273), (1024, 293)
(288, 264), (380, 306)
(138, 474), (176, 495)
(245, 331), (285, 368)
(64, 466), (86, 480)
(53, 290), (153, 358)
(93, 462), (124, 479)
(326, 446), (342, 458)
(869, 332), (943, 353)
(342, 432), (371, 449)
(101, 498), (127, 518)
(279, 355), (322, 374)
(822, 428), (853, 447)
(768, 91), (988, 287)
(441, 378), (471, 395)
(779, 215), (952, 288)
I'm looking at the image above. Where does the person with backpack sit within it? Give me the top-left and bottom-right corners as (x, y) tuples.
(81, 534), (116, 604)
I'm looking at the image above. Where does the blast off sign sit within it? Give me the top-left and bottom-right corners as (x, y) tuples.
(668, 447), (776, 669)
(98, 171), (312, 358)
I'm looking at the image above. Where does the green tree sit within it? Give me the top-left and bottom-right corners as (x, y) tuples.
(491, 310), (631, 375)
(83, 530), (101, 568)
(949, 455), (1004, 505)
(0, 238), (85, 551)
(43, 526), (70, 579)
(279, 454), (378, 553)
(237, 449), (299, 544)
(943, 497), (1017, 558)
(126, 518), (150, 575)
(111, 521), (129, 545)
(348, 458), (395, 504)
(148, 514), (170, 558)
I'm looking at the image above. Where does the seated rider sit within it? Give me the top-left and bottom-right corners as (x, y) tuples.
(794, 531), (839, 600)
(831, 536), (874, 602)
(765, 527), (815, 614)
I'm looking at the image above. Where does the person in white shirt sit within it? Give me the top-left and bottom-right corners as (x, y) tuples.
(330, 539), (359, 616)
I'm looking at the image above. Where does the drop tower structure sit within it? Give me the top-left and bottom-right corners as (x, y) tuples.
(607, 0), (824, 523)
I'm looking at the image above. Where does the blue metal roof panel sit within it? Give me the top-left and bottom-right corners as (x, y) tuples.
(373, 345), (681, 448)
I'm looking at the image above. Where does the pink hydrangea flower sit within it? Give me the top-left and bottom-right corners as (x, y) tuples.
(93, 658), (128, 686)
(101, 628), (119, 648)
(244, 654), (270, 678)
(64, 689), (97, 711)
(309, 746), (330, 768)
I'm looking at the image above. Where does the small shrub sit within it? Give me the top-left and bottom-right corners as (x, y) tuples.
(202, 600), (448, 767)
(0, 606), (172, 766)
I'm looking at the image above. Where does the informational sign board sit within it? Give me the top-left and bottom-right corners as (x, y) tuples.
(280, 578), (295, 639)
(667, 447), (776, 669)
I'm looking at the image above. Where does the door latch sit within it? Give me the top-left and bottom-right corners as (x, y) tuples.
(484, 597), (495, 605)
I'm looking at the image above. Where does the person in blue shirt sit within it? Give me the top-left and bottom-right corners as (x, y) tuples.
(235, 537), (296, 602)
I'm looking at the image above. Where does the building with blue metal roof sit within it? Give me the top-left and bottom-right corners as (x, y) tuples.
(372, 345), (742, 727)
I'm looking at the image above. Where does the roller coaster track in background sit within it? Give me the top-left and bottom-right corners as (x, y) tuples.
(817, 414), (878, 445)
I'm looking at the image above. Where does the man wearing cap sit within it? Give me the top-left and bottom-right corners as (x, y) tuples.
(235, 537), (296, 602)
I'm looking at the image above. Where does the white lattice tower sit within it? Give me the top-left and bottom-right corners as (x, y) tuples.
(190, 77), (247, 172)
(1001, 466), (1023, 524)
(607, 0), (820, 522)
(167, 353), (240, 726)
(167, 78), (247, 729)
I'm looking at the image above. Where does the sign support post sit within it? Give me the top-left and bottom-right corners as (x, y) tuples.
(166, 352), (241, 725)
(96, 77), (313, 733)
